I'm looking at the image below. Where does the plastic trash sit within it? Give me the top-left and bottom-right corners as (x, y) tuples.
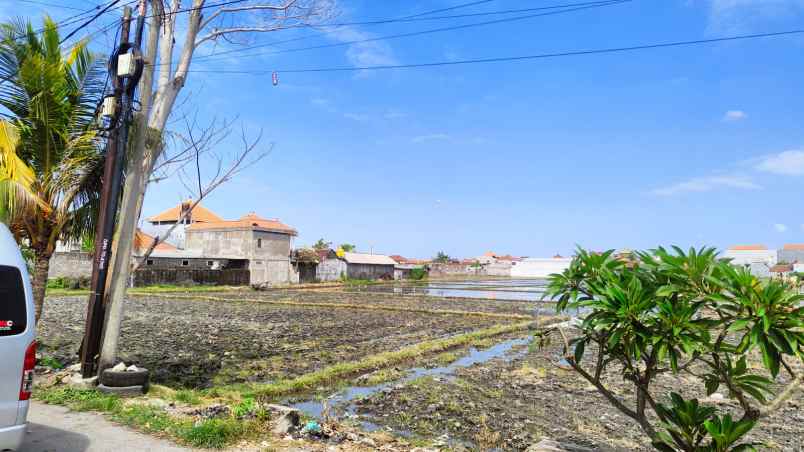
(302, 420), (321, 434)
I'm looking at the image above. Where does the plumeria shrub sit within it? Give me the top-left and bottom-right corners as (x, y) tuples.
(542, 247), (803, 451)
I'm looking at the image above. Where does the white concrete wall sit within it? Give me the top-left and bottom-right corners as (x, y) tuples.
(723, 250), (777, 266)
(511, 258), (572, 278)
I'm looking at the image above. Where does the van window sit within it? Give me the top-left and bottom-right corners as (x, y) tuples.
(0, 265), (26, 336)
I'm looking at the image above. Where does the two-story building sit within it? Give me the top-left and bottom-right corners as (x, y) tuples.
(185, 213), (298, 286)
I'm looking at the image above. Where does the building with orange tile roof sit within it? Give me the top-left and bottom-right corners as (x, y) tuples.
(185, 212), (298, 286)
(145, 200), (225, 248)
(779, 244), (804, 266)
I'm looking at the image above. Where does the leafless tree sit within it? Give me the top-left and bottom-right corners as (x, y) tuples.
(132, 117), (269, 273)
(99, 0), (335, 371)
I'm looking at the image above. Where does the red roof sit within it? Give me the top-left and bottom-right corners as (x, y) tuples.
(147, 200), (223, 223)
(133, 229), (177, 254)
(728, 245), (768, 251)
(770, 263), (793, 273)
(783, 244), (804, 251)
(390, 255), (430, 264)
(186, 212), (297, 235)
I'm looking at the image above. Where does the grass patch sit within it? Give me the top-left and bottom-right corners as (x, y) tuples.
(47, 284), (245, 297)
(34, 387), (256, 449)
(174, 389), (203, 405)
(38, 356), (64, 369)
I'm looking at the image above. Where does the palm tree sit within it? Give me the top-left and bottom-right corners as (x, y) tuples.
(0, 17), (105, 322)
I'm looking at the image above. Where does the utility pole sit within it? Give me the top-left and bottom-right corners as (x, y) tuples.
(80, 0), (147, 378)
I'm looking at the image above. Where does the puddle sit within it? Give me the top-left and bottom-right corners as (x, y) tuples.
(289, 336), (532, 422)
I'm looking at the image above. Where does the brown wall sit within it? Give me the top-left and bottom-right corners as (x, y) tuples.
(133, 268), (250, 286)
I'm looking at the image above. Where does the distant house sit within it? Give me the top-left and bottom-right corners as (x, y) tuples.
(778, 244), (804, 265)
(317, 251), (396, 281)
(185, 213), (298, 286)
(723, 245), (777, 278)
(511, 256), (573, 278)
(769, 263), (794, 278)
(146, 200), (224, 248)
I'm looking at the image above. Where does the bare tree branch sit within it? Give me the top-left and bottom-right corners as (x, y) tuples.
(132, 120), (270, 271)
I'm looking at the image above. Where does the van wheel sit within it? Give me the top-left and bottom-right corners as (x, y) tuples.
(100, 368), (149, 387)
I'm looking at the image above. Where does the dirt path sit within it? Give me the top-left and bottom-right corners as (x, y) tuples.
(20, 402), (193, 452)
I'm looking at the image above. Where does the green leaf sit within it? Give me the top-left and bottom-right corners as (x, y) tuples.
(728, 319), (751, 332)
(574, 339), (586, 363)
(705, 376), (720, 396)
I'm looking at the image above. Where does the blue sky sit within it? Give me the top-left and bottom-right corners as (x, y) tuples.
(7, 0), (804, 258)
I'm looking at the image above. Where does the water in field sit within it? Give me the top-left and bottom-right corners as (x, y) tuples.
(343, 278), (551, 302)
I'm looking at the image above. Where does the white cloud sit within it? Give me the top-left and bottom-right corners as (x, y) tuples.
(325, 26), (398, 70)
(411, 133), (451, 144)
(722, 110), (747, 121)
(650, 174), (762, 196)
(705, 0), (804, 33)
(755, 150), (804, 175)
(343, 112), (369, 122)
(383, 110), (408, 120)
(774, 223), (788, 232)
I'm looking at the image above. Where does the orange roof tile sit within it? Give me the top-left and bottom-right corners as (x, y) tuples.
(186, 212), (297, 235)
(728, 245), (768, 251)
(770, 263), (793, 273)
(134, 229), (178, 253)
(783, 244), (804, 250)
(147, 200), (223, 223)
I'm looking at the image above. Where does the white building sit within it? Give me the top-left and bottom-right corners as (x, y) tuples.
(145, 200), (224, 249)
(723, 245), (777, 278)
(511, 256), (572, 278)
(722, 245), (777, 266)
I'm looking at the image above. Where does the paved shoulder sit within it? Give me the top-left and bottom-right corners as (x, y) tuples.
(20, 401), (192, 452)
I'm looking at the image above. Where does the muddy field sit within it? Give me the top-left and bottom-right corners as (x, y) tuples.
(37, 292), (529, 388)
(212, 289), (548, 316)
(354, 334), (804, 451)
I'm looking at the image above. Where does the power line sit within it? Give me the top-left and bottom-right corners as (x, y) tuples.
(190, 0), (622, 64)
(152, 0), (631, 69)
(4, 0), (134, 45)
(182, 28), (804, 75)
(403, 0), (498, 19)
(312, 0), (622, 28)
(262, 0), (631, 57)
(60, 0), (123, 44)
(19, 0), (86, 11)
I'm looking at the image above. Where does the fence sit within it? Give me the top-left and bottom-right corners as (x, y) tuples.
(133, 268), (250, 287)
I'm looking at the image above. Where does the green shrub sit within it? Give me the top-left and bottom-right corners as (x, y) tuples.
(409, 267), (428, 280)
(543, 246), (804, 451)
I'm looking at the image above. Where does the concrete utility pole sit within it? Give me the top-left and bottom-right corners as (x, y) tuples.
(80, 0), (147, 378)
(79, 7), (131, 378)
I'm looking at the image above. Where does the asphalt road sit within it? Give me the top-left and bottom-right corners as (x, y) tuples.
(19, 402), (191, 452)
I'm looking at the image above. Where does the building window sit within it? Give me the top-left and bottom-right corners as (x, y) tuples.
(207, 260), (214, 266)
(181, 260), (189, 267)
(257, 238), (262, 248)
(146, 259), (154, 266)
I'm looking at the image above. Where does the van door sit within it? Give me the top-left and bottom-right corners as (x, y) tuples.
(0, 265), (27, 427)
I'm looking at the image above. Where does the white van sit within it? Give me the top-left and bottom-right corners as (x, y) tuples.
(0, 224), (35, 451)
